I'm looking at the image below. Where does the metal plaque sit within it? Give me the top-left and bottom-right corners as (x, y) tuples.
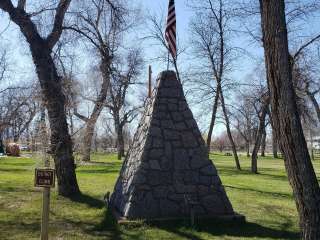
(35, 169), (55, 188)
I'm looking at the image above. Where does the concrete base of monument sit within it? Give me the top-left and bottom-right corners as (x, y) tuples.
(109, 206), (246, 224)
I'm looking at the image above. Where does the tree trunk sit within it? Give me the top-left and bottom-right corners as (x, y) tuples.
(219, 88), (241, 170)
(117, 126), (125, 160)
(76, 59), (110, 162)
(308, 92), (320, 123)
(206, 90), (220, 151)
(259, 1), (320, 238)
(251, 104), (268, 174)
(261, 128), (266, 157)
(13, 134), (19, 143)
(272, 129), (278, 158)
(0, 0), (80, 197)
(31, 42), (80, 196)
(114, 114), (125, 160)
(0, 133), (4, 154)
(69, 110), (74, 136)
(82, 120), (95, 162)
(246, 141), (250, 157)
(94, 132), (98, 153)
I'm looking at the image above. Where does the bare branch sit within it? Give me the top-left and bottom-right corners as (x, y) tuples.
(293, 34), (320, 61)
(17, 0), (26, 10)
(73, 109), (89, 123)
(47, 0), (72, 49)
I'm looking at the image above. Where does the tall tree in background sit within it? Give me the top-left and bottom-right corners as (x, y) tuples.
(260, 128), (266, 157)
(68, 0), (139, 161)
(68, 0), (119, 161)
(0, 37), (8, 150)
(259, 0), (320, 238)
(0, 49), (7, 82)
(251, 92), (269, 174)
(233, 95), (257, 158)
(145, 12), (183, 81)
(271, 128), (278, 158)
(105, 49), (143, 160)
(53, 40), (79, 137)
(292, 57), (320, 125)
(189, 0), (241, 169)
(0, 87), (34, 138)
(10, 88), (37, 142)
(0, 0), (80, 196)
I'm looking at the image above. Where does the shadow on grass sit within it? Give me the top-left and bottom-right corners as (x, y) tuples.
(91, 209), (123, 239)
(0, 168), (29, 173)
(0, 161), (34, 167)
(224, 185), (292, 199)
(85, 210), (299, 240)
(0, 220), (40, 238)
(70, 193), (105, 209)
(53, 192), (300, 240)
(0, 185), (37, 193)
(60, 209), (133, 240)
(61, 193), (144, 239)
(147, 219), (300, 240)
(217, 166), (289, 182)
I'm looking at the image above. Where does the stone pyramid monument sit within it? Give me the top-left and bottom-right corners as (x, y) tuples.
(110, 71), (237, 220)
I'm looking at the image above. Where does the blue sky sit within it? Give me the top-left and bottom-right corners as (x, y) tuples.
(1, 0), (319, 85)
(0, 0), (319, 136)
(0, 0), (263, 90)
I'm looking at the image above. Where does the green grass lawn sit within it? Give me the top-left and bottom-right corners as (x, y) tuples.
(0, 152), (319, 240)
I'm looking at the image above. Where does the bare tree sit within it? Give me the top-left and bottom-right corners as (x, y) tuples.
(271, 128), (279, 158)
(0, 48), (6, 152)
(144, 7), (187, 82)
(260, 128), (267, 157)
(0, 86), (37, 142)
(259, 0), (320, 238)
(53, 39), (79, 137)
(0, 49), (7, 82)
(189, 0), (241, 169)
(233, 93), (258, 157)
(0, 0), (80, 196)
(292, 57), (320, 124)
(11, 93), (37, 142)
(105, 49), (143, 160)
(237, 0), (320, 127)
(307, 88), (320, 123)
(67, 0), (139, 161)
(251, 92), (269, 173)
(212, 132), (229, 153)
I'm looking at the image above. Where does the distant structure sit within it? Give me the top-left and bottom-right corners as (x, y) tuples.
(6, 143), (20, 157)
(110, 71), (240, 221)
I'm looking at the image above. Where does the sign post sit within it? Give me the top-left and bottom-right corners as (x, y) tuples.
(41, 187), (50, 240)
(148, 65), (152, 98)
(35, 168), (55, 240)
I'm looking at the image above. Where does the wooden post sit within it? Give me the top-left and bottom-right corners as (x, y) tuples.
(40, 148), (50, 240)
(40, 115), (51, 240)
(41, 187), (50, 240)
(148, 65), (152, 98)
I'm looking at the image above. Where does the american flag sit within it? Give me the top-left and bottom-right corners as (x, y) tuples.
(165, 0), (176, 60)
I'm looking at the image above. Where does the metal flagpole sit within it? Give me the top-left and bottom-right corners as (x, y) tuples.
(167, 51), (170, 70)
(148, 65), (152, 98)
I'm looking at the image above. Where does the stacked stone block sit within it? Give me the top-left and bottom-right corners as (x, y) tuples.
(110, 71), (234, 220)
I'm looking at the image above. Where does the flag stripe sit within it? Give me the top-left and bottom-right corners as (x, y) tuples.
(165, 0), (176, 59)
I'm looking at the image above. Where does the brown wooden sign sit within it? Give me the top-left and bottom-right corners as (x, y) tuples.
(35, 169), (55, 188)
